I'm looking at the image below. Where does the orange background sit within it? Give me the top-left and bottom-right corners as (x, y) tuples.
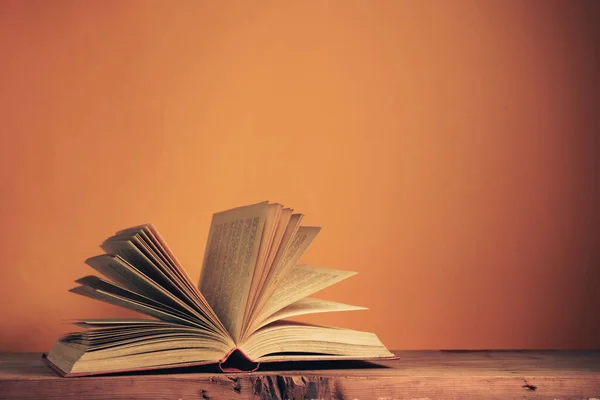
(1, 0), (599, 352)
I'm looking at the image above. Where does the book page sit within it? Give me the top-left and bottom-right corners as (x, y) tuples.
(267, 226), (322, 289)
(243, 207), (293, 332)
(276, 227), (322, 277)
(63, 322), (224, 350)
(198, 201), (268, 342)
(243, 204), (282, 326)
(108, 225), (227, 335)
(259, 208), (294, 286)
(69, 285), (202, 329)
(100, 239), (194, 309)
(74, 319), (175, 327)
(71, 276), (231, 344)
(244, 212), (303, 330)
(85, 254), (215, 329)
(49, 325), (230, 375)
(246, 264), (357, 337)
(251, 226), (321, 320)
(75, 275), (192, 320)
(240, 321), (394, 361)
(253, 297), (366, 332)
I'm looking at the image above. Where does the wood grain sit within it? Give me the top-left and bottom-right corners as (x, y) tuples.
(1, 351), (599, 399)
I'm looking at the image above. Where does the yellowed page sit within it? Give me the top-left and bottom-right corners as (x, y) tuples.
(108, 225), (227, 334)
(85, 254), (215, 329)
(104, 232), (199, 309)
(253, 297), (366, 332)
(71, 275), (231, 348)
(268, 226), (321, 288)
(67, 347), (227, 375)
(246, 264), (357, 338)
(243, 204), (282, 325)
(260, 213), (303, 291)
(69, 285), (203, 329)
(75, 275), (191, 319)
(251, 226), (320, 319)
(100, 239), (196, 309)
(98, 237), (238, 336)
(260, 208), (294, 280)
(198, 201), (268, 342)
(243, 207), (293, 331)
(73, 319), (174, 327)
(240, 321), (394, 361)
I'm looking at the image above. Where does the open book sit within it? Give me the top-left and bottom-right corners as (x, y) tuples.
(45, 201), (395, 377)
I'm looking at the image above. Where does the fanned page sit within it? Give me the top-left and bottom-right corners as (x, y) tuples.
(242, 204), (286, 331)
(242, 210), (300, 335)
(244, 264), (358, 338)
(98, 226), (225, 334)
(198, 201), (268, 342)
(254, 298), (367, 331)
(251, 226), (322, 321)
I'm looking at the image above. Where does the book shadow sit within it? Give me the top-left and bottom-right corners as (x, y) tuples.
(258, 359), (389, 372)
(105, 359), (389, 377)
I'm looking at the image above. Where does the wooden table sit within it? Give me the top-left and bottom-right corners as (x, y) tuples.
(1, 351), (599, 399)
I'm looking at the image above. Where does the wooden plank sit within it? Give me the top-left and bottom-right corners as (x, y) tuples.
(1, 351), (599, 399)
